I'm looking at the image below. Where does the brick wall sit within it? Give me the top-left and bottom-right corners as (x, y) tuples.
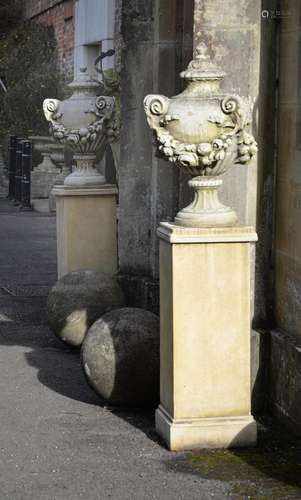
(23, 0), (75, 80)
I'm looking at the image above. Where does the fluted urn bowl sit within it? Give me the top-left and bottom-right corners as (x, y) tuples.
(144, 42), (258, 227)
(43, 68), (115, 187)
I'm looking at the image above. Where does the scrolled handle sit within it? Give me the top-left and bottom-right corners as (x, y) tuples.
(95, 96), (108, 111)
(143, 94), (170, 130)
(43, 98), (60, 122)
(221, 95), (240, 115)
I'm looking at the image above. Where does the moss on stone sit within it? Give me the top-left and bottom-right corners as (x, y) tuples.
(185, 418), (301, 498)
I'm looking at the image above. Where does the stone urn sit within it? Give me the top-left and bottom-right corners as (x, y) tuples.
(43, 67), (116, 188)
(48, 141), (64, 169)
(144, 42), (258, 227)
(29, 136), (59, 199)
(29, 136), (58, 174)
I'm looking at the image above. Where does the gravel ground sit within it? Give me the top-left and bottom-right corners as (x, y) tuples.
(0, 196), (300, 500)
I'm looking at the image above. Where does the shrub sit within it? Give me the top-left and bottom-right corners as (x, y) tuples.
(0, 20), (64, 143)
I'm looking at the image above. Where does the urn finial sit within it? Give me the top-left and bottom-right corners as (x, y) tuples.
(195, 42), (208, 58)
(180, 40), (225, 82)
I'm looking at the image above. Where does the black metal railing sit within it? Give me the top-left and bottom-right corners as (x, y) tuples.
(21, 140), (32, 210)
(8, 134), (17, 200)
(14, 138), (23, 205)
(7, 135), (32, 210)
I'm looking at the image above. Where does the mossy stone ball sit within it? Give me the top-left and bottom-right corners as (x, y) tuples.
(81, 307), (160, 406)
(47, 270), (125, 347)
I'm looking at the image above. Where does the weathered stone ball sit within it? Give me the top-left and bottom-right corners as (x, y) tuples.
(47, 270), (125, 347)
(81, 307), (160, 406)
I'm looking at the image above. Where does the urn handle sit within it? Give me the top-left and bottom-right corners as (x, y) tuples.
(43, 95), (117, 149)
(43, 98), (61, 123)
(143, 94), (170, 131)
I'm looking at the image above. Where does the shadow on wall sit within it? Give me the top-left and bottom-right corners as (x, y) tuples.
(253, 0), (278, 328)
(251, 328), (271, 416)
(251, 0), (279, 425)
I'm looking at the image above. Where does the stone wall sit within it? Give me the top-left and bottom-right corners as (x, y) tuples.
(117, 0), (194, 313)
(193, 0), (261, 227)
(269, 0), (301, 433)
(114, 0), (123, 73)
(24, 0), (65, 17)
(274, 0), (301, 341)
(23, 0), (75, 80)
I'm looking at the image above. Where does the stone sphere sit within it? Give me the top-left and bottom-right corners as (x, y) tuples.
(47, 270), (125, 347)
(81, 307), (160, 406)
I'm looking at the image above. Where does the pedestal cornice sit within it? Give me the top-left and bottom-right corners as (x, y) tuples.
(157, 222), (258, 244)
(52, 184), (118, 197)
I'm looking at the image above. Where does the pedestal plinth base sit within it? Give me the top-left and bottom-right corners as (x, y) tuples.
(156, 406), (257, 451)
(157, 223), (258, 451)
(53, 185), (118, 278)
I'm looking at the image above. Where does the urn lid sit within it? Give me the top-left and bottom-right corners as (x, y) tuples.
(180, 42), (225, 82)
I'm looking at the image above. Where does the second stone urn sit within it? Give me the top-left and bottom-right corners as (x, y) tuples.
(43, 67), (116, 188)
(144, 42), (258, 227)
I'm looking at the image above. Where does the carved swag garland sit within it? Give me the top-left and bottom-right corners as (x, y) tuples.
(43, 96), (118, 153)
(144, 94), (257, 177)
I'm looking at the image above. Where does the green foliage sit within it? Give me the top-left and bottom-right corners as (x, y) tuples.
(0, 21), (64, 142)
(0, 0), (22, 38)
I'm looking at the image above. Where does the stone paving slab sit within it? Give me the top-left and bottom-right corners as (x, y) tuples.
(1, 196), (301, 499)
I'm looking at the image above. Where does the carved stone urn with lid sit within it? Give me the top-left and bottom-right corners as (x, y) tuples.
(43, 67), (116, 188)
(144, 42), (257, 227)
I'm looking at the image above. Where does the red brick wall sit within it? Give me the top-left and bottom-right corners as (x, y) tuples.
(23, 0), (75, 80)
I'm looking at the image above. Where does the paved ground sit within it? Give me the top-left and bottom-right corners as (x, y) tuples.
(1, 196), (301, 499)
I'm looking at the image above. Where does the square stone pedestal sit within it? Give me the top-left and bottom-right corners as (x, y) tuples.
(156, 222), (258, 451)
(53, 185), (118, 278)
(31, 170), (58, 199)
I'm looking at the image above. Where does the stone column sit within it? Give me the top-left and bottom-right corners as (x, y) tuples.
(117, 0), (194, 312)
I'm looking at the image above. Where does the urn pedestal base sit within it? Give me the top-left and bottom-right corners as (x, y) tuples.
(157, 222), (258, 451)
(53, 185), (118, 279)
(175, 177), (238, 228)
(64, 155), (106, 188)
